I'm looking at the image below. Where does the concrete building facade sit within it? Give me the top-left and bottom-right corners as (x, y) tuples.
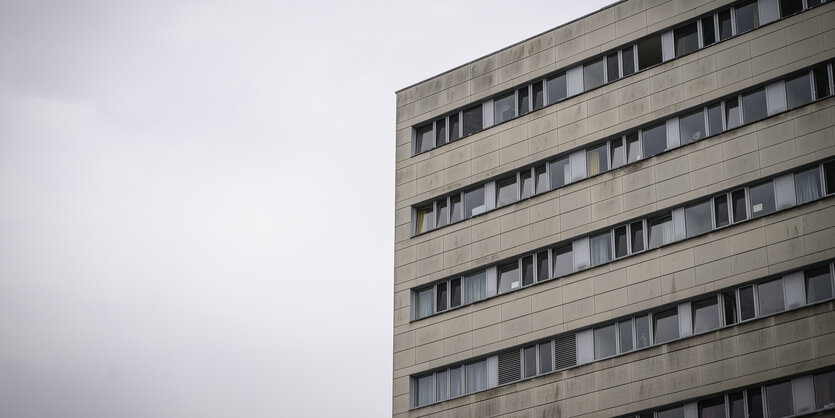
(393, 0), (835, 416)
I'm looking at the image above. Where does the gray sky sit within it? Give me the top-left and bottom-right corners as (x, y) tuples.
(0, 1), (613, 416)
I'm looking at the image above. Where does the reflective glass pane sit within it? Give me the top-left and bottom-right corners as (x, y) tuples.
(522, 255), (534, 287)
(648, 214), (674, 249)
(702, 16), (716, 46)
(614, 225), (628, 258)
(795, 167), (821, 204)
(749, 182), (775, 218)
(637, 35), (663, 70)
(685, 200), (712, 238)
(814, 64), (831, 99)
(464, 187), (486, 218)
(498, 262), (520, 294)
(826, 160), (835, 195)
(436, 370), (449, 402)
(607, 53), (620, 82)
(642, 123), (667, 158)
(657, 406), (685, 418)
(536, 251), (549, 283)
(622, 46), (636, 76)
(619, 320), (634, 352)
(416, 124), (433, 153)
(450, 278), (461, 308)
(723, 291), (738, 325)
(742, 89), (767, 123)
(735, 1), (759, 34)
(757, 278), (785, 316)
(631, 221), (645, 252)
(729, 392), (745, 418)
(535, 165), (548, 194)
(611, 138), (625, 169)
(521, 170), (533, 200)
(547, 74), (567, 104)
(450, 194), (463, 223)
(465, 360), (487, 393)
(417, 374), (434, 406)
(675, 22), (699, 57)
(806, 266), (833, 303)
(739, 286), (756, 321)
(462, 105), (482, 136)
(436, 198), (449, 228)
(449, 113), (460, 141)
(584, 59), (605, 90)
(553, 245), (573, 278)
(524, 345), (537, 378)
(732, 189), (747, 222)
(726, 98), (741, 129)
(708, 103), (723, 136)
(748, 387), (764, 418)
(715, 195), (730, 228)
(765, 381), (794, 418)
(518, 86), (530, 116)
(718, 10), (733, 40)
(539, 341), (552, 373)
(786, 73), (813, 109)
(590, 232), (612, 267)
(494, 93), (515, 125)
(679, 109), (706, 145)
(653, 308), (679, 344)
(550, 157), (569, 189)
(416, 206), (433, 234)
(449, 367), (463, 398)
(496, 176), (518, 207)
(814, 370), (835, 409)
(417, 288), (433, 319)
(594, 324), (617, 359)
(587, 143), (608, 176)
(636, 315), (651, 348)
(699, 397), (727, 418)
(436, 282), (448, 312)
(693, 297), (720, 333)
(464, 271), (487, 304)
(532, 81), (544, 110)
(436, 117), (446, 145)
(780, 0), (804, 17)
(627, 133), (641, 163)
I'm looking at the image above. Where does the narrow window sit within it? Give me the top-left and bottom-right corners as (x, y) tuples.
(742, 88), (768, 123)
(757, 278), (785, 316)
(553, 245), (573, 278)
(814, 370), (835, 409)
(631, 220), (645, 252)
(436, 282), (448, 312)
(648, 214), (674, 249)
(685, 200), (712, 238)
(594, 324), (617, 359)
(806, 266), (833, 303)
(642, 123), (667, 158)
(590, 232), (612, 267)
(534, 165), (548, 194)
(795, 167), (821, 204)
(627, 132), (641, 162)
(436, 198), (449, 228)
(635, 314), (651, 348)
(518, 86), (530, 116)
(692, 297), (720, 333)
(416, 205), (433, 234)
(723, 291), (737, 325)
(699, 397), (726, 418)
(606, 52), (620, 82)
(584, 59), (605, 90)
(449, 113), (460, 142)
(524, 345), (537, 378)
(786, 73), (813, 109)
(718, 9), (733, 41)
(653, 308), (680, 344)
(749, 181), (775, 218)
(808, 0), (823, 6)
(539, 341), (553, 373)
(714, 194), (730, 228)
(765, 381), (794, 418)
(622, 46), (636, 76)
(739, 285), (756, 321)
(780, 0), (804, 17)
(532, 81), (544, 110)
(679, 109), (706, 145)
(520, 170), (533, 200)
(436, 370), (448, 402)
(416, 288), (433, 319)
(707, 103), (723, 136)
(674, 22), (699, 57)
(586, 143), (608, 176)
(814, 64), (832, 99)
(464, 187), (486, 218)
(735, 1), (759, 35)
(728, 391), (745, 418)
(726, 98), (741, 129)
(611, 138), (625, 169)
(546, 73), (567, 104)
(464, 360), (488, 393)
(825, 160), (835, 195)
(747, 387), (764, 418)
(731, 189), (748, 222)
(415, 124), (434, 153)
(614, 225), (628, 258)
(464, 271), (487, 304)
(498, 262), (521, 294)
(450, 278), (461, 308)
(436, 117), (447, 145)
(449, 367), (463, 398)
(550, 157), (569, 189)
(521, 255), (534, 287)
(416, 374), (434, 406)
(657, 406), (685, 418)
(493, 92), (515, 125)
(450, 194), (463, 223)
(496, 176), (518, 207)
(536, 250), (550, 283)
(702, 16), (716, 46)
(619, 320), (634, 353)
(462, 105), (483, 137)
(637, 35), (663, 70)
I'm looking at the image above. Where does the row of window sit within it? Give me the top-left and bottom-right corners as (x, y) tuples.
(411, 0), (830, 155)
(413, 60), (835, 236)
(622, 369), (835, 418)
(411, 261), (835, 408)
(413, 160), (835, 321)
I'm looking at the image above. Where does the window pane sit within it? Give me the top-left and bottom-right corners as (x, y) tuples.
(416, 206), (433, 234)
(648, 214), (674, 249)
(437, 282), (448, 312)
(462, 105), (483, 137)
(416, 288), (433, 319)
(637, 35), (663, 70)
(464, 271), (487, 304)
(693, 297), (720, 333)
(522, 255), (534, 287)
(742, 89), (767, 123)
(550, 157), (569, 189)
(535, 165), (548, 194)
(524, 345), (537, 378)
(496, 176), (518, 207)
(702, 16), (716, 46)
(657, 406), (685, 418)
(594, 324), (617, 359)
(451, 278), (461, 308)
(780, 0), (804, 17)
(636, 315), (651, 348)
(547, 73), (567, 104)
(436, 198), (449, 228)
(611, 138), (625, 169)
(622, 47), (636, 76)
(808, 0), (823, 6)
(518, 86), (530, 116)
(450, 194), (463, 223)
(584, 59), (605, 90)
(631, 221), (645, 252)
(536, 251), (549, 283)
(729, 391), (745, 418)
(436, 118), (446, 145)
(521, 170), (533, 200)
(436, 370), (448, 402)
(614, 225), (628, 258)
(675, 22), (699, 57)
(494, 93), (515, 125)
(590, 232), (612, 267)
(758, 278), (785, 316)
(806, 266), (833, 303)
(642, 123), (667, 158)
(498, 262), (520, 294)
(786, 73), (813, 109)
(532, 81), (544, 110)
(449, 367), (463, 398)
(765, 381), (794, 418)
(685, 200), (712, 238)
(619, 320), (634, 352)
(587, 144), (608, 176)
(465, 360), (488, 393)
(749, 182), (775, 218)
(715, 195), (730, 228)
(680, 109), (706, 145)
(699, 397), (727, 418)
(795, 167), (821, 204)
(539, 341), (552, 373)
(726, 98), (741, 129)
(814, 64), (831, 99)
(449, 113), (460, 141)
(739, 285), (756, 321)
(723, 291), (738, 325)
(748, 387), (764, 418)
(826, 161), (835, 195)
(718, 10), (733, 41)
(464, 187), (486, 218)
(708, 103), (723, 136)
(623, 132), (640, 163)
(607, 53), (620, 82)
(416, 124), (433, 153)
(735, 1), (759, 35)
(417, 374), (434, 406)
(653, 308), (680, 344)
(553, 245), (573, 278)
(814, 370), (835, 409)
(732, 189), (747, 222)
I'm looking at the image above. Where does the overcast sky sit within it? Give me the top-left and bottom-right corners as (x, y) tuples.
(0, 1), (613, 416)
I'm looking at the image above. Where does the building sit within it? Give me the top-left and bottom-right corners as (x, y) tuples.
(393, 0), (835, 416)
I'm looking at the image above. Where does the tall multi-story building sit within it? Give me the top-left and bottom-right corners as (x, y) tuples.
(393, 0), (835, 416)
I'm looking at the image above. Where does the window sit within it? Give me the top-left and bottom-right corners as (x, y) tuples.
(535, 165), (548, 194)
(587, 143), (608, 176)
(806, 266), (833, 303)
(614, 225), (628, 258)
(693, 297), (720, 333)
(747, 387), (764, 418)
(590, 232), (612, 267)
(584, 59), (605, 90)
(758, 278), (785, 316)
(553, 245), (573, 278)
(786, 73), (813, 109)
(637, 35), (663, 70)
(436, 198), (449, 228)
(416, 205), (434, 234)
(464, 271), (487, 304)
(494, 93), (515, 125)
(607, 53), (620, 82)
(451, 278), (461, 308)
(450, 194), (463, 223)
(675, 22), (699, 57)
(685, 200), (712, 238)
(702, 16), (716, 46)
(765, 381), (794, 418)
(449, 367), (462, 398)
(814, 370), (835, 409)
(498, 262), (520, 294)
(653, 308), (679, 344)
(465, 360), (488, 393)
(814, 64), (831, 99)
(732, 189), (748, 222)
(539, 341), (552, 373)
(436, 118), (446, 146)
(415, 124), (433, 153)
(749, 182), (775, 218)
(594, 324), (617, 359)
(496, 176), (518, 207)
(657, 406), (685, 418)
(780, 0), (804, 17)
(547, 73), (567, 104)
(718, 9), (733, 41)
(627, 133), (641, 163)
(416, 374), (434, 406)
(464, 187), (486, 218)
(536, 250), (550, 283)
(462, 105), (483, 137)
(449, 113), (460, 142)
(729, 392), (745, 418)
(726, 98), (741, 129)
(680, 109), (706, 145)
(622, 46), (636, 76)
(416, 288), (433, 319)
(739, 285), (756, 321)
(723, 291), (738, 325)
(550, 157), (569, 189)
(618, 321), (633, 353)
(518, 86), (530, 116)
(524, 345), (537, 378)
(699, 397), (726, 418)
(631, 220), (645, 252)
(735, 1), (759, 34)
(742, 89), (767, 123)
(611, 138), (625, 169)
(520, 170), (533, 200)
(795, 167), (821, 204)
(532, 81), (544, 110)
(825, 160), (835, 195)
(648, 214), (674, 249)
(714, 195), (730, 228)
(435, 370), (449, 402)
(521, 255), (534, 287)
(642, 123), (667, 158)
(707, 103), (723, 136)
(636, 314), (651, 348)
(436, 282), (448, 312)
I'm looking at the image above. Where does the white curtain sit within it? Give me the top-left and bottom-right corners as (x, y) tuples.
(417, 289), (433, 319)
(465, 360), (488, 393)
(465, 272), (486, 303)
(590, 234), (611, 266)
(435, 370), (448, 402)
(417, 375), (433, 406)
(795, 169), (821, 204)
